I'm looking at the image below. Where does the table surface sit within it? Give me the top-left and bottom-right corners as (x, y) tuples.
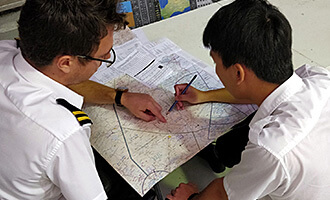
(0, 0), (25, 12)
(141, 0), (330, 69)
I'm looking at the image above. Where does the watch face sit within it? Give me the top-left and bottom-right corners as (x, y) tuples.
(116, 87), (129, 92)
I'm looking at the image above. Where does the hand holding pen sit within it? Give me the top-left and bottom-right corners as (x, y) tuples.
(166, 75), (197, 115)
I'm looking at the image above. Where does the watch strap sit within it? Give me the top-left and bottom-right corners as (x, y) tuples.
(115, 89), (128, 107)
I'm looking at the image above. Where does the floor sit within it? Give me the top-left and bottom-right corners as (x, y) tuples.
(1, 1), (329, 200)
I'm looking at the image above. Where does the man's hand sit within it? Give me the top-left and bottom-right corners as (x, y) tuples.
(174, 84), (252, 108)
(166, 178), (228, 200)
(121, 92), (166, 123)
(69, 80), (166, 123)
(174, 84), (202, 110)
(166, 183), (199, 200)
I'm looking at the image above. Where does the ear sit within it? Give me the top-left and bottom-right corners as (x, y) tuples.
(232, 63), (246, 85)
(56, 55), (74, 74)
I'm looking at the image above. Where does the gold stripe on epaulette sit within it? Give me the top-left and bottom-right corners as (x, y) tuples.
(56, 98), (93, 126)
(77, 116), (91, 122)
(72, 111), (85, 115)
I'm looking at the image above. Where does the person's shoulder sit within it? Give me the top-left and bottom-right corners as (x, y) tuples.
(295, 64), (330, 80)
(41, 98), (91, 140)
(249, 103), (314, 158)
(250, 65), (330, 154)
(294, 64), (330, 110)
(20, 94), (90, 141)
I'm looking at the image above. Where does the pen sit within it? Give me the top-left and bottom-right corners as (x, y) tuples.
(166, 74), (197, 115)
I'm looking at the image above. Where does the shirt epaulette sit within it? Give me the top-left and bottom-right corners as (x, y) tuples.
(56, 98), (92, 126)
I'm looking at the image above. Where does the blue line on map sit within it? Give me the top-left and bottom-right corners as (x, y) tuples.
(113, 104), (148, 176)
(170, 7), (191, 17)
(191, 66), (212, 90)
(191, 131), (200, 150)
(198, 73), (211, 89)
(141, 170), (169, 195)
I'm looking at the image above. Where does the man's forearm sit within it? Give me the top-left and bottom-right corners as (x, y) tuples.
(68, 80), (116, 104)
(202, 88), (253, 104)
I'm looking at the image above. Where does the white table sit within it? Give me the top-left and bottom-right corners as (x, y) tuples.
(141, 0), (330, 69)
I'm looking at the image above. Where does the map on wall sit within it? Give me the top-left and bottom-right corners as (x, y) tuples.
(158, 0), (191, 19)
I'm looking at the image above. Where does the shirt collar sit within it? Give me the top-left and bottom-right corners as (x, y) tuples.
(250, 73), (303, 126)
(13, 51), (84, 109)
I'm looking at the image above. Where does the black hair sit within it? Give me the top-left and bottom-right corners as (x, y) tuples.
(18, 0), (126, 67)
(203, 0), (293, 84)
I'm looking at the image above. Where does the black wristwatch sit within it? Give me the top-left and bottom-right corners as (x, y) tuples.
(115, 87), (128, 107)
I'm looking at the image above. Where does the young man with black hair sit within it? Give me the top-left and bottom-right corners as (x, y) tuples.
(0, 0), (165, 199)
(166, 0), (330, 199)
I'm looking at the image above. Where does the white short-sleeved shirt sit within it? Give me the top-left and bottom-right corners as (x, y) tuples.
(0, 40), (107, 200)
(224, 64), (330, 200)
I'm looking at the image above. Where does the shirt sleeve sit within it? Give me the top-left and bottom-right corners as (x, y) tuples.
(223, 142), (288, 200)
(46, 128), (107, 200)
